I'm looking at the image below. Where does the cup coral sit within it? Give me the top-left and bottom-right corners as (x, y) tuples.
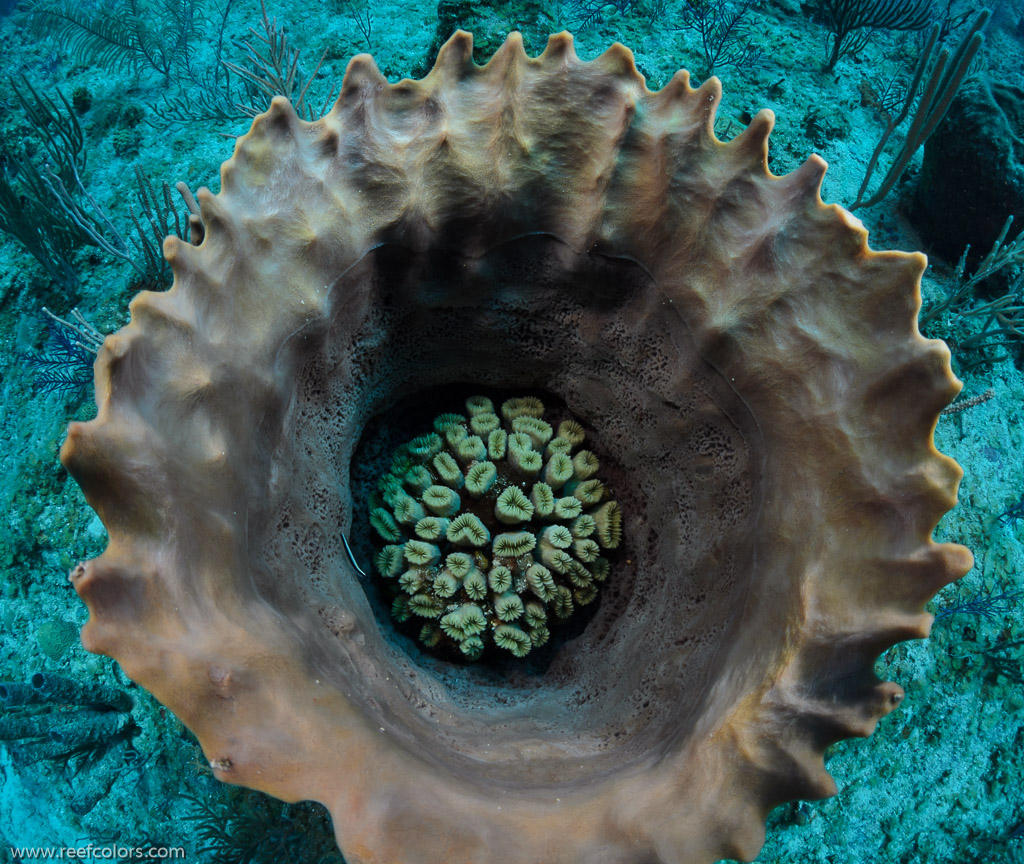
(370, 394), (619, 659)
(59, 31), (971, 864)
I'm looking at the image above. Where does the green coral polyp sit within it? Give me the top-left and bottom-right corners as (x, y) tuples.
(368, 395), (621, 660)
(494, 592), (525, 621)
(493, 624), (532, 657)
(405, 540), (440, 566)
(495, 487), (534, 524)
(571, 479), (605, 505)
(487, 429), (507, 459)
(433, 414), (465, 433)
(558, 420), (586, 446)
(408, 434), (443, 458)
(470, 413), (500, 436)
(433, 452), (463, 486)
(488, 565), (513, 593)
(544, 453), (574, 488)
(526, 563), (555, 600)
(409, 594), (443, 617)
(393, 495), (426, 525)
(447, 513), (490, 547)
(572, 450), (600, 479)
(553, 497), (583, 519)
(493, 531), (536, 557)
(440, 604), (486, 639)
(444, 552), (473, 578)
(530, 483), (554, 516)
(423, 485), (461, 516)
(369, 508), (402, 542)
(433, 571), (460, 598)
(511, 416), (553, 449)
(375, 545), (404, 577)
(414, 517), (448, 540)
(464, 570), (487, 600)
(456, 436), (487, 463)
(465, 462), (497, 496)
(399, 570), (424, 593)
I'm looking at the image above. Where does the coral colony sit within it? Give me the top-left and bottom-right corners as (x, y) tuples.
(369, 395), (621, 659)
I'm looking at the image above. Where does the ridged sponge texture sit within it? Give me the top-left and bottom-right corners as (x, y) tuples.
(60, 30), (971, 864)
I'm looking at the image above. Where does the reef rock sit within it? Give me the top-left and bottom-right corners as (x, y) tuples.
(912, 74), (1024, 262)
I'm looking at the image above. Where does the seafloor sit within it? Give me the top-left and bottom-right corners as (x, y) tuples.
(0, 0), (1022, 862)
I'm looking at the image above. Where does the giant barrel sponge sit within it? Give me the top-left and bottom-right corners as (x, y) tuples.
(60, 31), (972, 864)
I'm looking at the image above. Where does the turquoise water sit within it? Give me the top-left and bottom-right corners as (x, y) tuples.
(0, 1), (1022, 862)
